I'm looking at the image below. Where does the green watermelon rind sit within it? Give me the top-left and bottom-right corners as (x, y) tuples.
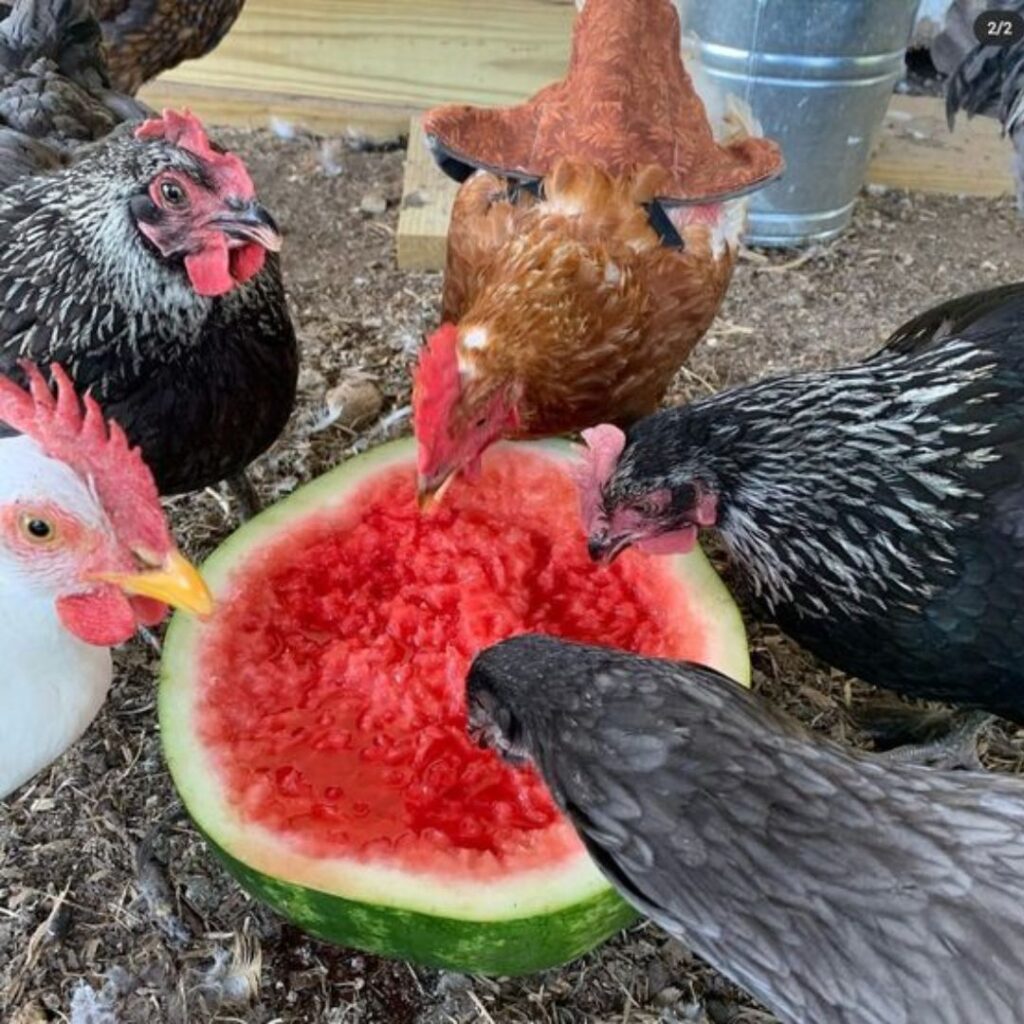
(159, 437), (749, 975)
(200, 822), (638, 975)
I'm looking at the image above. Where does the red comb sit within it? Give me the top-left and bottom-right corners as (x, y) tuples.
(413, 324), (463, 468)
(135, 108), (255, 200)
(572, 424), (627, 533)
(0, 364), (171, 553)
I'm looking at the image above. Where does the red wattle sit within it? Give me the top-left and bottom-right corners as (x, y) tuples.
(230, 243), (266, 284)
(130, 596), (168, 627)
(185, 239), (234, 297)
(57, 590), (137, 647)
(637, 525), (698, 556)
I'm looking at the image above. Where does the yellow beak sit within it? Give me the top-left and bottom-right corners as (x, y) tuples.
(94, 550), (214, 618)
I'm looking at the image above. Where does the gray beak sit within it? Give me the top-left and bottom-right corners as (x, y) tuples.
(587, 531), (631, 565)
(215, 200), (282, 252)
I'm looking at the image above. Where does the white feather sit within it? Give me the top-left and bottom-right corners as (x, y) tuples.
(0, 436), (114, 799)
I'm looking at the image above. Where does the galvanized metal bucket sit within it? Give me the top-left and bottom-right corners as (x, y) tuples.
(680, 0), (920, 247)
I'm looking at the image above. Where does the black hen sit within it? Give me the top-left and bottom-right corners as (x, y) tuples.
(578, 282), (1024, 759)
(468, 634), (1024, 1024)
(935, 0), (1024, 209)
(0, 0), (297, 511)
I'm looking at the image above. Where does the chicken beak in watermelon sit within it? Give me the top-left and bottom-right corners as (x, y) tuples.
(417, 467), (456, 510)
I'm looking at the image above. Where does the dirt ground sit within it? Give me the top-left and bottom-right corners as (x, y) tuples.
(3, 128), (1024, 1024)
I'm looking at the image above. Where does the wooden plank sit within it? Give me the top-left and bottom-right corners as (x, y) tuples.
(137, 81), (417, 139)
(398, 118), (460, 271)
(139, 0), (575, 134)
(871, 94), (1013, 198)
(396, 95), (1016, 271)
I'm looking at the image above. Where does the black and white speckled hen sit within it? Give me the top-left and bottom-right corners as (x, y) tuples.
(576, 282), (1024, 765)
(468, 634), (1024, 1024)
(0, 0), (297, 514)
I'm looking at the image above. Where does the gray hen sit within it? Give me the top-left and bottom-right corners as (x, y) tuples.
(469, 634), (1024, 1024)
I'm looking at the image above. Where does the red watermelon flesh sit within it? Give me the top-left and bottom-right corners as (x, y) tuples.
(197, 448), (708, 882)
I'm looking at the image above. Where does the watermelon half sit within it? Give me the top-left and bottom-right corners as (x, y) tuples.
(159, 438), (748, 975)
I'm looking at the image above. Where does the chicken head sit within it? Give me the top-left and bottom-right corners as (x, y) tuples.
(0, 363), (212, 646)
(132, 109), (282, 297)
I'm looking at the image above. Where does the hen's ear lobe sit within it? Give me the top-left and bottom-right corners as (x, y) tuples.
(694, 490), (719, 527)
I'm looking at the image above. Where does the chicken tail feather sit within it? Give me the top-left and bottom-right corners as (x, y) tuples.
(936, 0), (1024, 132)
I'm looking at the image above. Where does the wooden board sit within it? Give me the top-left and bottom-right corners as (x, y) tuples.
(872, 94), (1013, 198)
(139, 0), (576, 137)
(398, 119), (460, 271)
(396, 95), (1017, 271)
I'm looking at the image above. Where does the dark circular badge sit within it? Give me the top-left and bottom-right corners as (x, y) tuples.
(974, 9), (1024, 46)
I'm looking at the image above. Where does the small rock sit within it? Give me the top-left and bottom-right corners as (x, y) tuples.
(656, 985), (684, 1007)
(403, 189), (429, 208)
(360, 193), (388, 215)
(316, 378), (384, 432)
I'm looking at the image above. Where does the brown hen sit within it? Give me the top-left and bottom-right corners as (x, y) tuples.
(413, 0), (782, 501)
(92, 0), (244, 94)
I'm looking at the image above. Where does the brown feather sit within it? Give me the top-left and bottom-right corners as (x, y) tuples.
(442, 159), (734, 438)
(94, 0), (245, 95)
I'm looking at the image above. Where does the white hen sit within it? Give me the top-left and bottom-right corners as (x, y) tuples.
(0, 363), (211, 798)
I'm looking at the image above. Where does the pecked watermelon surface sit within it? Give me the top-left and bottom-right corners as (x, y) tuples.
(159, 438), (749, 975)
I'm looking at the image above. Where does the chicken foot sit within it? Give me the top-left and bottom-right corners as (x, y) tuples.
(874, 710), (993, 772)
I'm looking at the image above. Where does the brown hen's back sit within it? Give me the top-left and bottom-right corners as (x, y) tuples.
(445, 160), (738, 433)
(93, 0), (245, 94)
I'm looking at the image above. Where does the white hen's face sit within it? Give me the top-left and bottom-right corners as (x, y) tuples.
(0, 437), (171, 646)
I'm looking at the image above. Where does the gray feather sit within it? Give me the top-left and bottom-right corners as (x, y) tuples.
(469, 634), (1024, 1024)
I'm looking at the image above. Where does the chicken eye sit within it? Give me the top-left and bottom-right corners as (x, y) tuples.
(160, 180), (187, 207)
(20, 515), (56, 544)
